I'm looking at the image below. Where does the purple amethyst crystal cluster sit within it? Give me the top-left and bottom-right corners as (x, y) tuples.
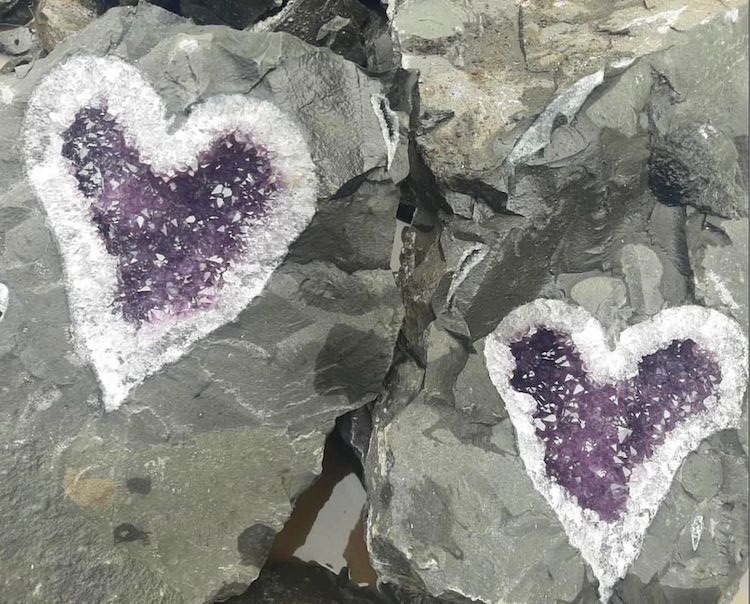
(509, 329), (722, 521)
(61, 105), (280, 324)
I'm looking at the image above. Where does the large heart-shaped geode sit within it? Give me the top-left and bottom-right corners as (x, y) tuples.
(23, 55), (318, 409)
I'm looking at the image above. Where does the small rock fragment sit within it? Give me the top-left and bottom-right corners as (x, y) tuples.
(649, 122), (748, 219)
(0, 26), (35, 56)
(615, 244), (664, 318)
(687, 216), (748, 329)
(35, 0), (97, 50)
(569, 275), (630, 338)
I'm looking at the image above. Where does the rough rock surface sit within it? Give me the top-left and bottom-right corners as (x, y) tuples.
(224, 562), (391, 604)
(0, 4), (405, 603)
(392, 0), (747, 204)
(649, 122), (748, 219)
(35, 0), (97, 50)
(0, 0), (18, 17)
(365, 5), (748, 604)
(0, 0), (746, 603)
(257, 0), (395, 73)
(177, 0), (280, 29)
(687, 215), (748, 330)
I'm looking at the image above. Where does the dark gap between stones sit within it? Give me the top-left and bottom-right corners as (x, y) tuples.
(396, 202), (416, 224)
(266, 427), (376, 585)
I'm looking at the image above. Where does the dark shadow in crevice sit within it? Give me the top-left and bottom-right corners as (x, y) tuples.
(266, 429), (368, 566)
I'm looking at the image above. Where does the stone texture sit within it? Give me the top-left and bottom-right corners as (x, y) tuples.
(615, 244), (665, 319)
(178, 0), (280, 29)
(257, 0), (395, 72)
(224, 562), (391, 604)
(687, 216), (748, 330)
(649, 122), (747, 219)
(367, 392), (587, 604)
(569, 275), (631, 341)
(0, 1), (746, 603)
(0, 0), (30, 27)
(0, 4), (406, 603)
(0, 0), (18, 17)
(366, 6), (748, 604)
(0, 25), (35, 56)
(35, 0), (97, 51)
(392, 0), (747, 196)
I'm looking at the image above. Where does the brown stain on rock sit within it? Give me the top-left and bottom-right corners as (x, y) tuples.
(63, 468), (115, 508)
(344, 515), (378, 586)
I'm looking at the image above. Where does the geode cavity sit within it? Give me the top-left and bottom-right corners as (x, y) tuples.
(61, 105), (280, 324)
(509, 329), (721, 521)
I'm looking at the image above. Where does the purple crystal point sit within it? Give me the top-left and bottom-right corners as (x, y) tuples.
(509, 329), (721, 521)
(60, 105), (279, 325)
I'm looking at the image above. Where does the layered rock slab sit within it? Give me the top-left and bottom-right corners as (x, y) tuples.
(0, 4), (406, 602)
(392, 0), (747, 193)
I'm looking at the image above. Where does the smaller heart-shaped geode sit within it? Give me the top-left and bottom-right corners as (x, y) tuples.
(485, 300), (747, 601)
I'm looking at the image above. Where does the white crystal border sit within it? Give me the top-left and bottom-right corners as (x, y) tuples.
(484, 300), (748, 602)
(23, 55), (318, 410)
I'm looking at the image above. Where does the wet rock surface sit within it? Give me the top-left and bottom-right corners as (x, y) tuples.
(0, 0), (746, 603)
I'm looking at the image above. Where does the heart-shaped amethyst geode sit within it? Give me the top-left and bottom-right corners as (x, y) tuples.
(24, 55), (317, 409)
(509, 329), (720, 521)
(485, 300), (747, 600)
(61, 105), (279, 324)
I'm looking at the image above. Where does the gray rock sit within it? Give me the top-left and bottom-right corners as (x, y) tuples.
(392, 0), (744, 194)
(569, 274), (631, 340)
(0, 25), (36, 56)
(178, 0), (280, 29)
(615, 244), (665, 318)
(366, 7), (748, 604)
(366, 393), (587, 604)
(443, 190), (473, 219)
(645, 202), (692, 309)
(687, 215), (748, 330)
(35, 0), (97, 51)
(0, 0), (18, 17)
(678, 444), (723, 501)
(337, 404), (374, 465)
(0, 0), (30, 27)
(649, 122), (748, 219)
(259, 0), (395, 72)
(0, 4), (406, 603)
(223, 562), (392, 604)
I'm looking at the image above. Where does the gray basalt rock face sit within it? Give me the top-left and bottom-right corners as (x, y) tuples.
(36, 0), (97, 50)
(256, 0), (395, 73)
(224, 562), (392, 604)
(366, 6), (748, 604)
(649, 122), (747, 219)
(0, 4), (406, 603)
(0, 1), (747, 603)
(392, 0), (747, 196)
(177, 0), (281, 29)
